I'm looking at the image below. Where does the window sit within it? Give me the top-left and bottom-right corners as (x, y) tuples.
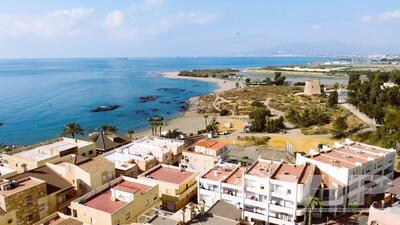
(7, 219), (12, 224)
(89, 150), (94, 155)
(154, 195), (158, 200)
(72, 210), (77, 217)
(82, 153), (86, 156)
(26, 196), (32, 206)
(125, 212), (130, 220)
(38, 204), (45, 211)
(27, 215), (33, 221)
(287, 189), (291, 194)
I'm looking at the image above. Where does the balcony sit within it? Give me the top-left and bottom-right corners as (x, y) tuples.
(269, 216), (298, 225)
(222, 193), (241, 204)
(244, 210), (268, 221)
(245, 198), (268, 209)
(269, 203), (294, 215)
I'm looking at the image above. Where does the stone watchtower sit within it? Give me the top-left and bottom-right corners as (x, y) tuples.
(304, 79), (321, 95)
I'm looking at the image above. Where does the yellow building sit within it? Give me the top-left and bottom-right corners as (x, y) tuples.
(71, 176), (160, 225)
(138, 164), (197, 212)
(47, 155), (116, 193)
(0, 177), (47, 225)
(2, 138), (96, 173)
(9, 165), (76, 216)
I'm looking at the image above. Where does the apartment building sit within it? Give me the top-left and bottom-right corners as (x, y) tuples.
(9, 165), (76, 215)
(71, 176), (160, 225)
(138, 164), (197, 212)
(103, 137), (185, 172)
(182, 139), (229, 173)
(296, 139), (396, 209)
(47, 155), (116, 193)
(2, 138), (96, 173)
(0, 177), (47, 225)
(198, 159), (320, 225)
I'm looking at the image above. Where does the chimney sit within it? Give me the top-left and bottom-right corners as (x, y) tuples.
(111, 188), (116, 201)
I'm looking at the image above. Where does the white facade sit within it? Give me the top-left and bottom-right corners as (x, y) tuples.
(296, 139), (396, 209)
(198, 159), (319, 225)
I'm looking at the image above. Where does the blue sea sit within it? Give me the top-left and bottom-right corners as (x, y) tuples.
(0, 57), (327, 145)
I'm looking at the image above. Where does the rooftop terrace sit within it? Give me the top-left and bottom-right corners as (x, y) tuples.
(144, 165), (195, 184)
(202, 164), (237, 182)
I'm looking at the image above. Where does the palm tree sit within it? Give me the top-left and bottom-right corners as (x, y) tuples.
(209, 117), (220, 135)
(107, 125), (118, 133)
(62, 123), (84, 142)
(303, 196), (323, 225)
(157, 121), (164, 136)
(203, 115), (209, 129)
(149, 121), (156, 136)
(127, 130), (135, 140)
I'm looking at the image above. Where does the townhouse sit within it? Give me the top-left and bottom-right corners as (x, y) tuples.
(2, 138), (95, 173)
(71, 176), (160, 225)
(47, 155), (116, 193)
(181, 139), (229, 173)
(138, 164), (197, 212)
(198, 159), (320, 225)
(103, 137), (185, 173)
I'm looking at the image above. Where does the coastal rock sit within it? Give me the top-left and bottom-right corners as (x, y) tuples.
(150, 108), (159, 112)
(148, 115), (164, 121)
(0, 122), (3, 127)
(139, 95), (158, 103)
(159, 100), (172, 104)
(157, 88), (186, 92)
(91, 105), (119, 112)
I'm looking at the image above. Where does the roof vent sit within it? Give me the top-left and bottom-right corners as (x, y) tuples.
(283, 171), (289, 175)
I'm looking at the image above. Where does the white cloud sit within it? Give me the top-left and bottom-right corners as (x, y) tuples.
(362, 9), (400, 22)
(312, 24), (321, 30)
(105, 10), (124, 28)
(0, 7), (94, 38)
(144, 0), (164, 8)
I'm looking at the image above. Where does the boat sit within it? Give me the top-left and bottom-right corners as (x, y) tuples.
(90, 105), (119, 112)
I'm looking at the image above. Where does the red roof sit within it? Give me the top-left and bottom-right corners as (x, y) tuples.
(83, 180), (152, 213)
(113, 181), (152, 194)
(84, 190), (127, 213)
(147, 166), (194, 184)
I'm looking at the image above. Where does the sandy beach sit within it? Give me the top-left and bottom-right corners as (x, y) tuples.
(133, 72), (239, 137)
(161, 71), (237, 93)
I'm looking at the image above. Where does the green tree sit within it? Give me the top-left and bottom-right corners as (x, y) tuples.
(206, 117), (220, 134)
(303, 197), (323, 225)
(62, 123), (84, 142)
(265, 116), (285, 133)
(249, 107), (268, 132)
(334, 116), (348, 130)
(328, 90), (338, 107)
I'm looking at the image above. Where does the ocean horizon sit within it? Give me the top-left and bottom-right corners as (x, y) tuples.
(0, 57), (328, 145)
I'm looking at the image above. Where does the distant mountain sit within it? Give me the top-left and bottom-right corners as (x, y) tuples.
(228, 41), (400, 57)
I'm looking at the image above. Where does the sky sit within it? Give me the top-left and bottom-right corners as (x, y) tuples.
(0, 0), (400, 58)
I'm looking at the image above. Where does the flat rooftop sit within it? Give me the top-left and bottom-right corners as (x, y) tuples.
(272, 164), (305, 183)
(202, 164), (237, 181)
(246, 160), (280, 178)
(0, 166), (16, 176)
(103, 149), (155, 163)
(224, 167), (246, 186)
(8, 138), (91, 161)
(312, 154), (355, 169)
(135, 137), (184, 149)
(194, 140), (226, 152)
(83, 180), (152, 213)
(0, 177), (44, 196)
(145, 166), (195, 184)
(350, 142), (391, 155)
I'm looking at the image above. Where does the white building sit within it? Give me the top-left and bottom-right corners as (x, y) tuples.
(103, 137), (185, 173)
(2, 138), (95, 173)
(198, 159), (320, 225)
(296, 139), (396, 210)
